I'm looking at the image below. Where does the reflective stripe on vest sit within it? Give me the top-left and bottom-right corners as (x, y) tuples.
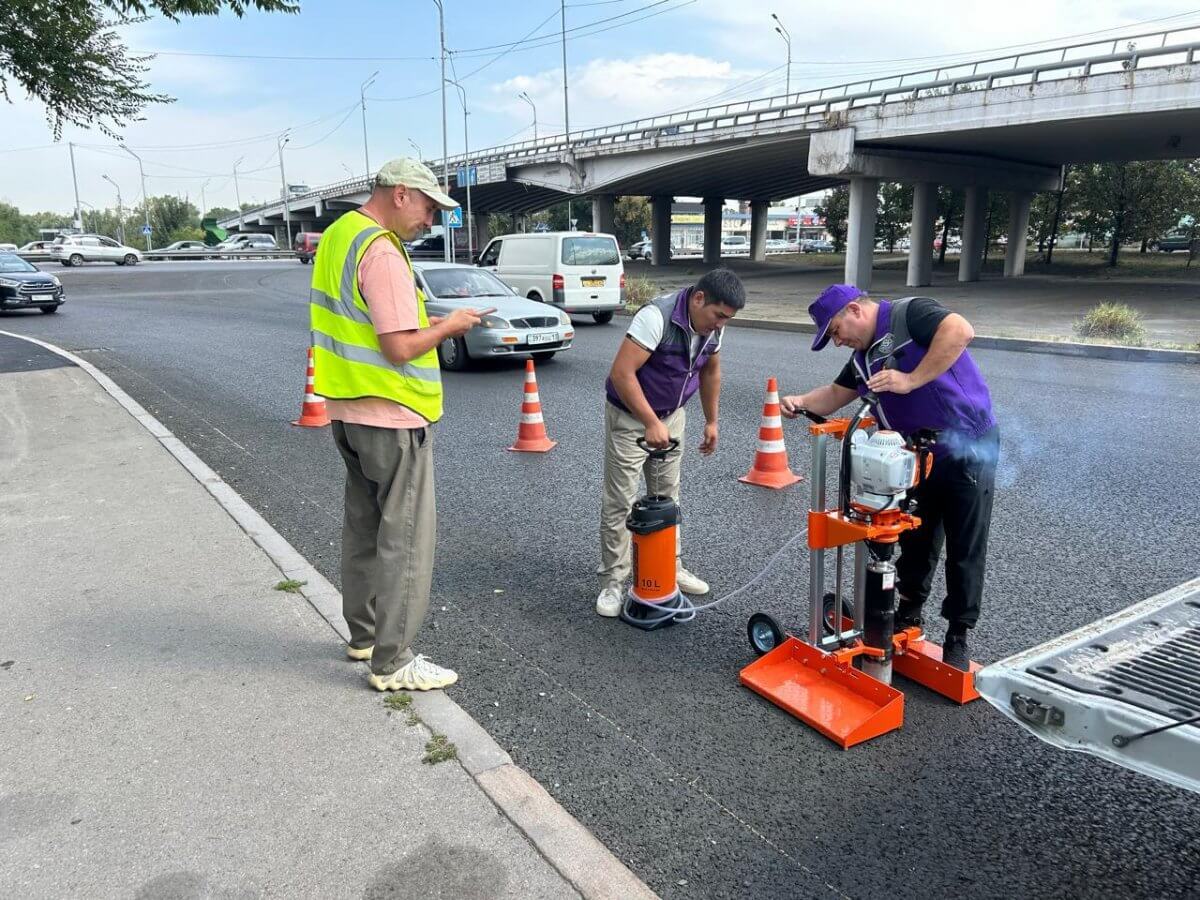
(308, 209), (443, 422)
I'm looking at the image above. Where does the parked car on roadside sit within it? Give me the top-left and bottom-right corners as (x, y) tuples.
(1151, 229), (1195, 252)
(161, 240), (208, 252)
(215, 233), (278, 252)
(765, 239), (790, 254)
(720, 235), (750, 255)
(628, 239), (653, 260)
(412, 262), (575, 370)
(0, 251), (64, 314)
(0, 243), (18, 252)
(17, 241), (55, 258)
(803, 239), (836, 253)
(293, 231), (322, 264)
(50, 233), (143, 266)
(476, 231), (624, 324)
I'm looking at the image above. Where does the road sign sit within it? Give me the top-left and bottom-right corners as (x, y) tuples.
(475, 161), (507, 185)
(455, 165), (478, 187)
(141, 224), (152, 235)
(533, 223), (550, 233)
(443, 208), (463, 229)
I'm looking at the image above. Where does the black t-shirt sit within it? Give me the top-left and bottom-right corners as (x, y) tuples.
(834, 298), (952, 389)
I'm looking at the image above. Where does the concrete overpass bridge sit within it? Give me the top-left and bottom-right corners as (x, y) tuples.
(221, 26), (1200, 289)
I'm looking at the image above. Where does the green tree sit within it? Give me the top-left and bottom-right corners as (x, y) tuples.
(1, 0), (297, 138)
(815, 185), (849, 252)
(613, 196), (651, 252)
(530, 201), (591, 233)
(875, 182), (913, 252)
(935, 187), (963, 266)
(204, 206), (238, 222)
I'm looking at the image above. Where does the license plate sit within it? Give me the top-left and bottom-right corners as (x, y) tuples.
(581, 277), (605, 287)
(527, 331), (558, 346)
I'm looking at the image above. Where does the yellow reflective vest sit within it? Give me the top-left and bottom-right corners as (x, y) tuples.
(308, 209), (443, 422)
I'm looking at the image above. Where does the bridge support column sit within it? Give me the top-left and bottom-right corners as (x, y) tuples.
(592, 195), (616, 236)
(703, 197), (723, 266)
(750, 200), (769, 262)
(845, 177), (878, 290)
(1004, 191), (1032, 277)
(958, 186), (988, 282)
(906, 182), (938, 288)
(651, 195), (672, 267)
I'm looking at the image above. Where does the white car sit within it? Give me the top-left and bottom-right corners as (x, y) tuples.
(51, 234), (143, 266)
(720, 235), (750, 255)
(0, 243), (17, 252)
(476, 231), (625, 324)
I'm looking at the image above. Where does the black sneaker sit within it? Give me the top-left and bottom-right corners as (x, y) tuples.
(894, 598), (924, 632)
(942, 626), (971, 671)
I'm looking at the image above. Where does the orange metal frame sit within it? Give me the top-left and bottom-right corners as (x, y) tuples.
(739, 413), (980, 749)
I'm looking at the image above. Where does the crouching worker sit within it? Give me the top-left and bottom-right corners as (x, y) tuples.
(780, 285), (999, 670)
(596, 268), (746, 617)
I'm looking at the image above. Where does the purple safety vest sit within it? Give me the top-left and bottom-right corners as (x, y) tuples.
(850, 298), (996, 455)
(605, 288), (720, 418)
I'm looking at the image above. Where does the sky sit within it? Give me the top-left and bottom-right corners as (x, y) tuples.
(1, 0), (1197, 216)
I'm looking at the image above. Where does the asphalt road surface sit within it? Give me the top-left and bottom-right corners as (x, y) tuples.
(5, 261), (1199, 900)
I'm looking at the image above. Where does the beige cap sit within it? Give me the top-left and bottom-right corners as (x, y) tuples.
(374, 157), (459, 210)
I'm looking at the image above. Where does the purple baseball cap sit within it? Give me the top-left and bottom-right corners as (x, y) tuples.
(809, 284), (866, 350)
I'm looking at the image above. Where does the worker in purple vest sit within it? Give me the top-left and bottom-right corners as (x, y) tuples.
(596, 268), (747, 618)
(780, 284), (999, 670)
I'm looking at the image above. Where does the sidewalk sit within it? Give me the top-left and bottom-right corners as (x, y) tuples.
(0, 335), (652, 899)
(628, 258), (1200, 350)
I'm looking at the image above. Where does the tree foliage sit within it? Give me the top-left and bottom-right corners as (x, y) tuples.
(1, 0), (297, 138)
(613, 196), (651, 251)
(815, 185), (849, 252)
(875, 182), (913, 252)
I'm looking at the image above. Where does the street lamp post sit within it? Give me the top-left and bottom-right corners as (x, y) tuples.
(560, 0), (572, 227)
(120, 143), (152, 250)
(408, 139), (422, 161)
(277, 131), (293, 248)
(68, 142), (83, 231)
(772, 13), (792, 97)
(446, 77), (473, 262)
(432, 0), (451, 262)
(519, 91), (538, 144)
(200, 178), (211, 221)
(360, 69), (379, 178)
(233, 157), (244, 230)
(102, 174), (125, 244)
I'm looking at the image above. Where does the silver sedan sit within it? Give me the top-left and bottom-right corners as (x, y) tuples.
(412, 262), (576, 371)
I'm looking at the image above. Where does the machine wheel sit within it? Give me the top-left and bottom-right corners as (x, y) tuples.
(747, 612), (784, 656)
(68, 254), (84, 267)
(822, 592), (854, 634)
(40, 305), (59, 314)
(437, 335), (469, 371)
(592, 311), (614, 324)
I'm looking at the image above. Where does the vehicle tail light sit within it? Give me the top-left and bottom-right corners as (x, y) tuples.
(620, 272), (627, 304)
(552, 273), (565, 305)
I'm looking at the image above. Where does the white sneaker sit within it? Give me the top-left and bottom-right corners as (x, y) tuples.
(595, 585), (623, 617)
(368, 654), (458, 692)
(346, 644), (373, 661)
(676, 567), (710, 595)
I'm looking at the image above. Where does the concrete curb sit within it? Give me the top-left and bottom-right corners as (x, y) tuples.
(0, 330), (656, 900)
(616, 307), (1200, 364)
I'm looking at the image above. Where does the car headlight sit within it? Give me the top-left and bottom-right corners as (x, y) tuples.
(0, 277), (20, 288)
(50, 276), (61, 287)
(558, 314), (571, 327)
(479, 314), (511, 329)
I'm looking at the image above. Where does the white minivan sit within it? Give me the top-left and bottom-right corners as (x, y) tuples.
(476, 231), (624, 324)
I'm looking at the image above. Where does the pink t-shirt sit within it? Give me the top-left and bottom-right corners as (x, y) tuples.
(324, 222), (430, 429)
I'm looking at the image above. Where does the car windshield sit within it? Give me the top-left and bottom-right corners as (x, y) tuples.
(0, 253), (37, 273)
(421, 268), (513, 298)
(561, 236), (619, 266)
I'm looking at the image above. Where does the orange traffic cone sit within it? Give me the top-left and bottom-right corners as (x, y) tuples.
(739, 376), (801, 489)
(291, 347), (331, 428)
(507, 359), (556, 452)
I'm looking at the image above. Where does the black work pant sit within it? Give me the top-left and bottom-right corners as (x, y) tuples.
(895, 427), (999, 629)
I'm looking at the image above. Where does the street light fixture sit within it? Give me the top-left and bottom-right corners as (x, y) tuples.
(277, 130), (293, 248)
(519, 91), (538, 144)
(360, 69), (379, 178)
(102, 174), (125, 244)
(771, 13), (792, 98)
(119, 143), (152, 250)
(446, 77), (474, 262)
(408, 138), (423, 161)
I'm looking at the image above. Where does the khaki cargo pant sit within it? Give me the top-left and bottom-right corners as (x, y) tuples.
(598, 402), (685, 589)
(333, 421), (436, 677)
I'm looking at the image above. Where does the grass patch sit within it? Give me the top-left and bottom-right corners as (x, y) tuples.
(383, 692), (420, 725)
(422, 733), (458, 765)
(273, 579), (307, 593)
(1073, 302), (1147, 346)
(623, 275), (658, 310)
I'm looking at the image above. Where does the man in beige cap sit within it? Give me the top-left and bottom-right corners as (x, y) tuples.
(310, 157), (485, 691)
